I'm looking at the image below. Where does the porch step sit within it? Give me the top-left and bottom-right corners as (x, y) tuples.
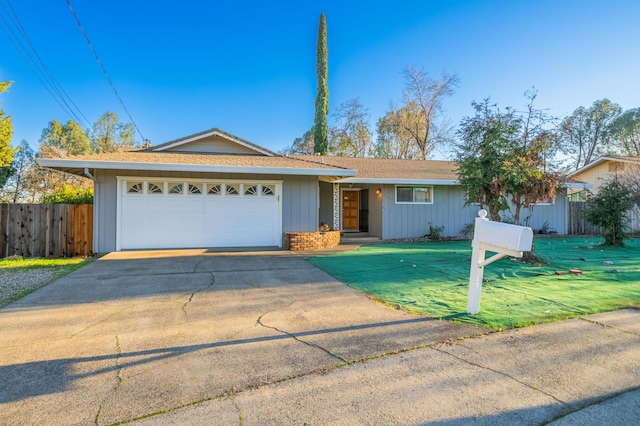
(340, 232), (381, 245)
(341, 232), (370, 238)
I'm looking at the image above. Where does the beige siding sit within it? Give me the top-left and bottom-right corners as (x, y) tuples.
(571, 161), (640, 195)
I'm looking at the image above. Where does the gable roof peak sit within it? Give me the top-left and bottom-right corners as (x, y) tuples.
(150, 127), (278, 156)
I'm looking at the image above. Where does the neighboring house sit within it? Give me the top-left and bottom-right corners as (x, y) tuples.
(568, 156), (640, 197)
(37, 128), (581, 252)
(568, 155), (640, 230)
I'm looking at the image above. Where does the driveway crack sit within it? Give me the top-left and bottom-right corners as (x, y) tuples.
(579, 316), (640, 337)
(257, 312), (347, 363)
(229, 395), (243, 425)
(182, 273), (215, 320)
(431, 344), (568, 406)
(70, 305), (135, 338)
(95, 334), (123, 425)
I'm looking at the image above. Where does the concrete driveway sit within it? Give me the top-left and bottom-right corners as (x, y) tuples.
(1, 249), (639, 425)
(0, 250), (482, 425)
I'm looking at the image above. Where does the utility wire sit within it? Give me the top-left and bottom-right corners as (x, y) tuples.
(3, 0), (91, 127)
(0, 0), (92, 129)
(65, 0), (146, 142)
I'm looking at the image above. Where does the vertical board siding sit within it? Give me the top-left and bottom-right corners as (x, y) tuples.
(282, 175), (318, 232)
(382, 185), (478, 239)
(0, 204), (93, 258)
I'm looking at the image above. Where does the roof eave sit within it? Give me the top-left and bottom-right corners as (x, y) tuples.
(36, 158), (357, 177)
(561, 181), (593, 189)
(335, 177), (459, 185)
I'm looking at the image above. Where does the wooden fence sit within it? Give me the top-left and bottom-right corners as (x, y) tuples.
(0, 204), (93, 258)
(567, 201), (601, 235)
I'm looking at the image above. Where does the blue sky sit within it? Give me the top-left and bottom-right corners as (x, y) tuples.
(1, 0), (639, 158)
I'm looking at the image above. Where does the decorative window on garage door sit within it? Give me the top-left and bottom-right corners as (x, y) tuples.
(148, 182), (163, 194)
(208, 184), (221, 195)
(169, 183), (184, 194)
(261, 185), (275, 196)
(244, 185), (258, 196)
(226, 184), (239, 195)
(127, 182), (143, 193)
(188, 183), (202, 194)
(121, 179), (280, 198)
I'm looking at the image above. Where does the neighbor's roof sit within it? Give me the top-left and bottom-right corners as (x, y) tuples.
(291, 155), (459, 184)
(569, 155), (640, 177)
(37, 150), (357, 178)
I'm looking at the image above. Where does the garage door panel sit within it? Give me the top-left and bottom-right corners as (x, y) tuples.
(119, 180), (282, 249)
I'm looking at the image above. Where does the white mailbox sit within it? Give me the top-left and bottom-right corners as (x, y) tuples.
(467, 210), (533, 315)
(474, 216), (534, 257)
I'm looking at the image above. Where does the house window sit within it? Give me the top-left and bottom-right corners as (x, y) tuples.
(569, 191), (587, 202)
(608, 161), (624, 172)
(395, 186), (433, 204)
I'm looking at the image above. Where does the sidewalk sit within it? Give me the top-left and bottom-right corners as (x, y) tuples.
(130, 309), (640, 425)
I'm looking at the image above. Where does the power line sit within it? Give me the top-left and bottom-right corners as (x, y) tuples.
(65, 0), (146, 142)
(0, 0), (92, 129)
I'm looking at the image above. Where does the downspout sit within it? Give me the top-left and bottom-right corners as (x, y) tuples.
(83, 168), (97, 255)
(83, 167), (95, 181)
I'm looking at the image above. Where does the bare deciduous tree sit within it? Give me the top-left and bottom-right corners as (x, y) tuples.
(329, 98), (371, 157)
(383, 66), (459, 160)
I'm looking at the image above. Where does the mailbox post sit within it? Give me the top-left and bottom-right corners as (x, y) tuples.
(467, 210), (533, 314)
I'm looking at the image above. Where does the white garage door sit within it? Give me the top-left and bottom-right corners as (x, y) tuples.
(118, 178), (282, 250)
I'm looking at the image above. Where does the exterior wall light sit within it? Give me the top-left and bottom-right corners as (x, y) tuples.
(375, 188), (382, 196)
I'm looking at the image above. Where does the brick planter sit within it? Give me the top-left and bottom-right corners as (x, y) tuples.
(283, 230), (341, 251)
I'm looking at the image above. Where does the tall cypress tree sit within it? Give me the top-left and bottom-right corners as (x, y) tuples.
(314, 13), (328, 154)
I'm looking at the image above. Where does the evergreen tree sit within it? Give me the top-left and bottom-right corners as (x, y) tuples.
(313, 13), (328, 154)
(585, 177), (634, 246)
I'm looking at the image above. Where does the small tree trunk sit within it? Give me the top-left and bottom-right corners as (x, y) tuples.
(521, 240), (536, 263)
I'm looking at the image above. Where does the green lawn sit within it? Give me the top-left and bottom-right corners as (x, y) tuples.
(309, 237), (640, 329)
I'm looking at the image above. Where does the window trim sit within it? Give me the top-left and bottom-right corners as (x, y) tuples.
(534, 195), (555, 206)
(394, 185), (434, 205)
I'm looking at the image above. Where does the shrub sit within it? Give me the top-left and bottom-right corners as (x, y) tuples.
(585, 178), (634, 246)
(425, 223), (445, 241)
(42, 183), (93, 204)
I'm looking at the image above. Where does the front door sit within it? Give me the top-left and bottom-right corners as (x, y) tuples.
(342, 190), (359, 231)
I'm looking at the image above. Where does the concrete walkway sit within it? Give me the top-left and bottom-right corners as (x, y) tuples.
(0, 249), (638, 425)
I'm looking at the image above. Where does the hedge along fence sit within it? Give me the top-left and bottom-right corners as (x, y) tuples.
(0, 204), (93, 258)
